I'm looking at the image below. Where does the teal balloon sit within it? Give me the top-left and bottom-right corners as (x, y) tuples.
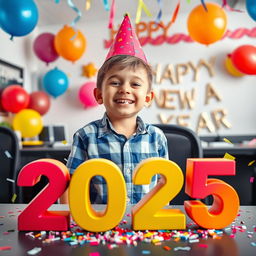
(246, 0), (256, 21)
(42, 68), (69, 98)
(0, 0), (38, 39)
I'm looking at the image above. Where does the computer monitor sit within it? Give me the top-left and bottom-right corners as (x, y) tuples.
(38, 124), (68, 146)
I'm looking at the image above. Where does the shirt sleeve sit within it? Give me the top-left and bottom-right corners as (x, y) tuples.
(158, 132), (169, 160)
(66, 131), (88, 174)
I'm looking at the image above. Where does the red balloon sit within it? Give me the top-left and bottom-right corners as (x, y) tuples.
(78, 81), (98, 108)
(28, 91), (51, 115)
(231, 45), (256, 75)
(1, 85), (29, 113)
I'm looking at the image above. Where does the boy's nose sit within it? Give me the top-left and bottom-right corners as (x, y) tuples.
(118, 83), (131, 94)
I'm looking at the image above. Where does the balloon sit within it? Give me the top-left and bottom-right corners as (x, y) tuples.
(231, 45), (256, 75)
(33, 33), (59, 64)
(0, 0), (38, 39)
(28, 91), (51, 115)
(42, 67), (69, 98)
(54, 25), (86, 62)
(187, 3), (227, 45)
(246, 0), (256, 21)
(78, 81), (98, 108)
(224, 55), (244, 77)
(13, 109), (43, 138)
(1, 85), (30, 113)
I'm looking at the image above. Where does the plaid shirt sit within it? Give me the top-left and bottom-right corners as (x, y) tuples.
(67, 113), (169, 204)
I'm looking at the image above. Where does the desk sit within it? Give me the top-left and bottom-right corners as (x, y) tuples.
(0, 204), (255, 256)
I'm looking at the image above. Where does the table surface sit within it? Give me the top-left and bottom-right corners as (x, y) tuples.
(0, 204), (255, 256)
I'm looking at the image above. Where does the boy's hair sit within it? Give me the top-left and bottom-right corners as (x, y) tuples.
(97, 55), (153, 91)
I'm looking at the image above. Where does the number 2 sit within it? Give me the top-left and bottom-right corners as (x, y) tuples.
(18, 159), (70, 231)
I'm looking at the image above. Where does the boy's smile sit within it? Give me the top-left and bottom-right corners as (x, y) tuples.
(94, 64), (154, 122)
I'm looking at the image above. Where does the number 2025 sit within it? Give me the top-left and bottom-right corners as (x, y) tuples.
(17, 158), (240, 232)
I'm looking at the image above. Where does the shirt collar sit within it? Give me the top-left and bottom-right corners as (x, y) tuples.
(97, 112), (151, 138)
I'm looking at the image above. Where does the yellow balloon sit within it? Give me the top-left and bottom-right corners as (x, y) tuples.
(13, 109), (43, 138)
(224, 55), (245, 77)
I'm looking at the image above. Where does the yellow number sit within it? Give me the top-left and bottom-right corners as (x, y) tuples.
(132, 158), (186, 230)
(69, 159), (127, 232)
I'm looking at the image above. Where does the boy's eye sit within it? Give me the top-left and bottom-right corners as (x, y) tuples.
(109, 81), (120, 86)
(132, 83), (141, 87)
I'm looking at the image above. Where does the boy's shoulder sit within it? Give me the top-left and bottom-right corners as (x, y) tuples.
(75, 119), (102, 136)
(145, 123), (165, 137)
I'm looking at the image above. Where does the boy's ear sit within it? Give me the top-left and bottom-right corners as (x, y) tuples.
(144, 91), (154, 107)
(93, 88), (103, 104)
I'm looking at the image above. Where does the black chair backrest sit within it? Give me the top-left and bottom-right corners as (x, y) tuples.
(0, 126), (20, 203)
(154, 124), (203, 205)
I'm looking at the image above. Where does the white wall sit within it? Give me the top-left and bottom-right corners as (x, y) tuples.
(1, 5), (256, 141)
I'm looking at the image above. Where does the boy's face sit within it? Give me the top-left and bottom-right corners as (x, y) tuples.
(94, 64), (154, 121)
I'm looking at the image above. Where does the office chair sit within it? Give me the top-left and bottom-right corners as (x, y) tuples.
(154, 124), (203, 205)
(0, 126), (20, 203)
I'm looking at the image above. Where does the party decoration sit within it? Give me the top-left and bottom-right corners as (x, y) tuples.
(1, 85), (29, 113)
(106, 14), (147, 63)
(105, 24), (256, 48)
(66, 0), (82, 27)
(13, 109), (43, 138)
(78, 82), (98, 108)
(0, 0), (38, 39)
(246, 0), (256, 21)
(187, 2), (227, 45)
(231, 45), (256, 75)
(42, 68), (69, 98)
(33, 33), (59, 65)
(54, 25), (86, 62)
(28, 91), (51, 115)
(82, 63), (97, 78)
(224, 55), (244, 77)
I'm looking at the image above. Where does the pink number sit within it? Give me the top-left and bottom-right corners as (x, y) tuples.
(18, 159), (70, 231)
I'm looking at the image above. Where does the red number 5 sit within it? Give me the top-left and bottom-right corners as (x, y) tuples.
(184, 158), (240, 229)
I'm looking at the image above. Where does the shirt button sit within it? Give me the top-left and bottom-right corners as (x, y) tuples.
(126, 197), (130, 203)
(126, 168), (131, 175)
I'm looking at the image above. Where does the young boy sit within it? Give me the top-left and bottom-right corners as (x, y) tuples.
(61, 14), (168, 204)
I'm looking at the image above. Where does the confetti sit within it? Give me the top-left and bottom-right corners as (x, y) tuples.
(0, 246), (12, 251)
(4, 150), (12, 158)
(251, 242), (256, 247)
(6, 178), (15, 183)
(223, 138), (232, 144)
(248, 160), (255, 166)
(142, 250), (151, 254)
(27, 247), (42, 255)
(250, 177), (254, 183)
(174, 246), (191, 251)
(198, 244), (208, 248)
(163, 246), (171, 251)
(89, 253), (100, 256)
(224, 153), (236, 160)
(11, 193), (17, 203)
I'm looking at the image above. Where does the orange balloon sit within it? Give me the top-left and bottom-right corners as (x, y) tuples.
(187, 3), (227, 45)
(54, 25), (86, 62)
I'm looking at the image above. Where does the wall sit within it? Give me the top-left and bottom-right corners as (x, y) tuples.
(1, 4), (256, 142)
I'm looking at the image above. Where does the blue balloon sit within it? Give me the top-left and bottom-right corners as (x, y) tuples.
(246, 0), (256, 21)
(0, 0), (38, 39)
(42, 68), (69, 98)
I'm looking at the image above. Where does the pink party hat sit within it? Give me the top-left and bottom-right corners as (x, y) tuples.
(106, 14), (147, 63)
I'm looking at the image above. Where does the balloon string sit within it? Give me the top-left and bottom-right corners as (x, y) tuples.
(200, 0), (207, 11)
(155, 0), (163, 24)
(103, 0), (110, 11)
(108, 0), (116, 29)
(136, 0), (152, 24)
(67, 0), (82, 27)
(222, 0), (242, 12)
